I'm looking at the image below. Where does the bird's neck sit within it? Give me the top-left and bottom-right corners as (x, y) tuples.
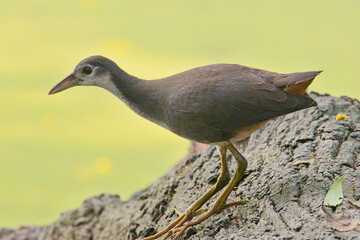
(103, 70), (166, 127)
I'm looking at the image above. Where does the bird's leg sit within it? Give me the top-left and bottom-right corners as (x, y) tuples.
(172, 142), (248, 239)
(142, 146), (230, 240)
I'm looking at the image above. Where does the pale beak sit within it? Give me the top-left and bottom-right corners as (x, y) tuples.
(48, 73), (80, 95)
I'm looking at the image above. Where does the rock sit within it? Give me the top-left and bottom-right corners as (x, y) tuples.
(1, 93), (359, 240)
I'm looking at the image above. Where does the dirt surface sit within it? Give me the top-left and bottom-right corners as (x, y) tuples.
(1, 93), (360, 240)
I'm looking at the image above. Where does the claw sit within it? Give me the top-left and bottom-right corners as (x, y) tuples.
(142, 214), (186, 240)
(173, 208), (183, 217)
(222, 200), (247, 210)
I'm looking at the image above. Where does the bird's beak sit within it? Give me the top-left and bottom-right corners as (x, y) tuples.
(48, 73), (80, 95)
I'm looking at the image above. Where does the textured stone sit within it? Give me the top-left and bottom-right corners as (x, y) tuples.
(1, 93), (359, 240)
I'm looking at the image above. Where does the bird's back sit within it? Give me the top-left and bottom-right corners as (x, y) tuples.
(157, 64), (320, 144)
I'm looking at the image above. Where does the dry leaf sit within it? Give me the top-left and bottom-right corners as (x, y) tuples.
(292, 159), (313, 166)
(344, 199), (360, 209)
(322, 205), (360, 232)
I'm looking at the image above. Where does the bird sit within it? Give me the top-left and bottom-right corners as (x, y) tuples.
(49, 56), (321, 239)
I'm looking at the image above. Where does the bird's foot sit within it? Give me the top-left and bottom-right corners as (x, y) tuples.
(142, 143), (248, 239)
(170, 200), (246, 239)
(141, 208), (202, 240)
(142, 200), (246, 240)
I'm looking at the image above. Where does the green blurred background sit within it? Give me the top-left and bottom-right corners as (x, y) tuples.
(0, 0), (359, 228)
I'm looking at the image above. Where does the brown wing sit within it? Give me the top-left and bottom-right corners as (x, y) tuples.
(165, 73), (316, 143)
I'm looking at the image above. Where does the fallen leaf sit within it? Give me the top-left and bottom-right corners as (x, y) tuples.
(292, 159), (313, 166)
(324, 176), (344, 207)
(344, 199), (360, 209)
(322, 206), (360, 232)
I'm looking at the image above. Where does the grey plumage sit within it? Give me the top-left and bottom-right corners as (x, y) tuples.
(56, 56), (320, 144)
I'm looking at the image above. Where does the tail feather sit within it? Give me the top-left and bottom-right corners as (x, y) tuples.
(266, 70), (322, 95)
(285, 71), (322, 87)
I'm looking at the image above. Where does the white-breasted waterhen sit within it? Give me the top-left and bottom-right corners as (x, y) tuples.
(49, 56), (321, 239)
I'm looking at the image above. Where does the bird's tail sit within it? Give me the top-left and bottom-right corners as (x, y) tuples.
(282, 71), (322, 95)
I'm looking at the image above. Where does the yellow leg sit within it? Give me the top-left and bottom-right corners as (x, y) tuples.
(172, 142), (248, 239)
(142, 146), (231, 240)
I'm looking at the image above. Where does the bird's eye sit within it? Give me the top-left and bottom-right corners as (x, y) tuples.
(82, 66), (92, 75)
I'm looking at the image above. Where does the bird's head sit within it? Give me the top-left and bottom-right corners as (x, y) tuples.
(49, 55), (119, 95)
